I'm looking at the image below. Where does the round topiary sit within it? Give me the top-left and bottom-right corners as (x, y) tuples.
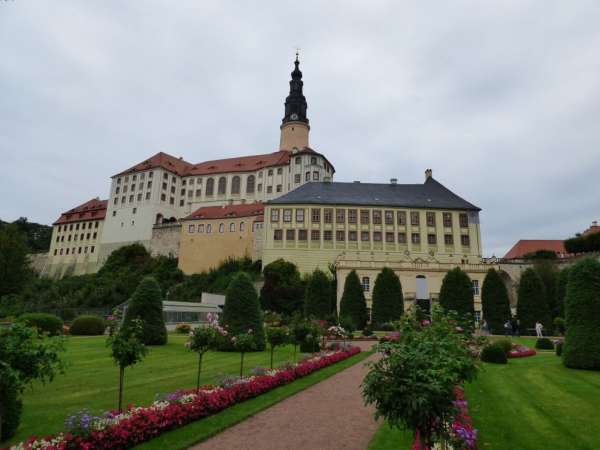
(563, 258), (600, 370)
(556, 341), (563, 357)
(0, 377), (23, 441)
(17, 313), (63, 336)
(123, 276), (168, 345)
(69, 315), (106, 336)
(494, 338), (513, 355)
(480, 344), (508, 364)
(535, 337), (554, 350)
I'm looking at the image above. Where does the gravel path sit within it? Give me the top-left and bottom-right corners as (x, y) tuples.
(190, 341), (380, 450)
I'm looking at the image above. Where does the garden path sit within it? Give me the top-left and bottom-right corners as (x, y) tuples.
(190, 341), (380, 450)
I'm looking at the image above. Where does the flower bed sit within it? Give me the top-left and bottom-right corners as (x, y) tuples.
(507, 344), (536, 358)
(412, 387), (477, 450)
(5, 347), (360, 450)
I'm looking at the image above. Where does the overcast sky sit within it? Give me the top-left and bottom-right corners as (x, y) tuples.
(1, 1), (599, 257)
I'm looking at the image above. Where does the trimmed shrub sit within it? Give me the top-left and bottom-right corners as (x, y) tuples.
(556, 341), (563, 357)
(260, 259), (304, 316)
(69, 315), (106, 336)
(494, 338), (513, 355)
(221, 272), (265, 351)
(17, 313), (63, 336)
(481, 268), (511, 334)
(517, 268), (552, 335)
(535, 337), (554, 350)
(377, 322), (395, 332)
(174, 323), (191, 334)
(371, 267), (404, 326)
(480, 344), (508, 364)
(563, 258), (600, 370)
(339, 270), (368, 330)
(439, 267), (475, 321)
(555, 268), (570, 318)
(304, 269), (332, 319)
(123, 276), (168, 345)
(553, 317), (566, 335)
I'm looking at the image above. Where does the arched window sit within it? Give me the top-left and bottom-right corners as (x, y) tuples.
(305, 171), (310, 181)
(240, 222), (245, 232)
(218, 177), (227, 194)
(206, 224), (212, 233)
(231, 176), (241, 194)
(206, 178), (214, 196)
(155, 213), (163, 224)
(229, 222), (235, 232)
(246, 175), (255, 194)
(219, 223), (225, 233)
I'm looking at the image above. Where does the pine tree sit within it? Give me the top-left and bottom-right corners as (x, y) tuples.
(339, 270), (368, 329)
(260, 259), (304, 316)
(304, 269), (332, 319)
(222, 272), (265, 351)
(371, 267), (403, 326)
(123, 276), (167, 345)
(516, 268), (551, 335)
(439, 267), (475, 320)
(481, 268), (511, 334)
(563, 258), (600, 370)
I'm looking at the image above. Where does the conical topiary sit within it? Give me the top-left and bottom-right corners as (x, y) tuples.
(123, 276), (167, 345)
(517, 268), (552, 335)
(481, 268), (511, 334)
(439, 267), (475, 321)
(371, 267), (403, 326)
(339, 270), (368, 329)
(304, 269), (332, 319)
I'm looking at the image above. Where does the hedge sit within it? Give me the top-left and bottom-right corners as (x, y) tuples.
(480, 344), (507, 364)
(516, 268), (552, 334)
(17, 313), (63, 336)
(535, 337), (554, 350)
(371, 267), (404, 326)
(70, 315), (106, 336)
(481, 268), (511, 334)
(123, 276), (168, 345)
(339, 270), (368, 330)
(439, 267), (475, 321)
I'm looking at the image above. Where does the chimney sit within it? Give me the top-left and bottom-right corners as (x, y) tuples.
(390, 178), (397, 185)
(353, 180), (361, 184)
(425, 169), (433, 180)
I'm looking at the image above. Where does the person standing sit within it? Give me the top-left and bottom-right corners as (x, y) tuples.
(535, 321), (544, 338)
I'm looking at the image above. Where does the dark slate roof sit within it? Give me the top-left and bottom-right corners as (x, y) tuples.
(268, 178), (481, 211)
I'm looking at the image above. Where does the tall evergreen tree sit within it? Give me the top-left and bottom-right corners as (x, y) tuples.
(304, 269), (332, 319)
(533, 260), (559, 318)
(222, 272), (265, 350)
(260, 259), (304, 315)
(0, 225), (31, 298)
(563, 258), (600, 370)
(555, 267), (570, 318)
(339, 270), (368, 329)
(517, 268), (552, 334)
(371, 267), (403, 326)
(123, 276), (167, 345)
(481, 268), (511, 334)
(438, 267), (475, 320)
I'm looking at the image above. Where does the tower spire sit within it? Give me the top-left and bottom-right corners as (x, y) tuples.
(279, 53), (310, 151)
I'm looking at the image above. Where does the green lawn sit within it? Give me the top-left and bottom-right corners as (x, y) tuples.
(4, 334), (349, 447)
(369, 338), (600, 450)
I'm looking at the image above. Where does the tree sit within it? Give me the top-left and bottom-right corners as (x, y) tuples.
(438, 267), (475, 322)
(266, 327), (289, 369)
(187, 327), (217, 390)
(533, 259), (559, 318)
(260, 259), (305, 316)
(232, 332), (257, 376)
(371, 268), (404, 326)
(0, 224), (31, 298)
(563, 258), (600, 370)
(222, 272), (265, 350)
(0, 323), (65, 440)
(304, 269), (332, 319)
(481, 269), (511, 334)
(123, 276), (168, 345)
(517, 268), (552, 335)
(555, 267), (570, 318)
(339, 270), (368, 330)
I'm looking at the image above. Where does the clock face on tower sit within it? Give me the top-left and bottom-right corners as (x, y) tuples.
(290, 113), (299, 120)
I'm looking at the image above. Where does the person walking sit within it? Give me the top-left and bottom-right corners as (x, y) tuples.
(535, 321), (544, 338)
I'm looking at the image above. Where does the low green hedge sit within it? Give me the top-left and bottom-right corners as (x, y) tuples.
(70, 315), (106, 336)
(535, 337), (554, 350)
(18, 313), (63, 336)
(481, 344), (508, 364)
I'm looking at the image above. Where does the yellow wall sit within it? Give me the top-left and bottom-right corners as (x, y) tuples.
(178, 217), (261, 274)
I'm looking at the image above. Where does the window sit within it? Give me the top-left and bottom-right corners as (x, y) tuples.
(76, 224), (80, 230)
(274, 229), (283, 241)
(188, 224), (195, 233)
(373, 210), (382, 225)
(461, 235), (470, 246)
(312, 171), (319, 181)
(66, 248), (69, 255)
(146, 192), (151, 200)
(219, 223), (225, 233)
(267, 186), (273, 194)
(319, 229), (331, 241)
(132, 175), (137, 181)
(231, 176), (241, 194)
(60, 248), (63, 255)
(148, 172), (153, 179)
(246, 175), (255, 193)
(349, 230), (357, 241)
(258, 171), (263, 178)
(336, 230), (345, 241)
(147, 181), (152, 189)
(411, 212), (420, 226)
(311, 208), (321, 223)
(169, 197), (174, 205)
(411, 233), (421, 244)
(295, 156), (301, 164)
(472, 280), (480, 296)
(218, 177), (227, 194)
(129, 195), (134, 203)
(397, 232), (407, 243)
(298, 229), (308, 241)
(123, 185), (128, 193)
(137, 193), (142, 201)
(311, 156), (317, 165)
(84, 246), (88, 254)
(161, 193), (166, 201)
(257, 183), (263, 192)
(268, 169), (273, 176)
(277, 167), (283, 175)
(240, 222), (245, 232)
(348, 209), (357, 224)
(271, 209), (280, 222)
(229, 223), (235, 232)
(385, 232), (394, 243)
(361, 231), (370, 241)
(114, 198), (118, 205)
(117, 178), (121, 185)
(459, 213), (469, 228)
(361, 277), (370, 292)
(336, 209), (345, 223)
(324, 208), (333, 224)
(112, 211), (117, 217)
(195, 189), (201, 197)
(305, 172), (310, 181)
(398, 211), (406, 225)
(198, 224), (205, 233)
(360, 210), (370, 224)
(54, 249), (57, 256)
(444, 234), (454, 245)
(162, 182), (167, 191)
(311, 230), (320, 241)
(373, 231), (382, 242)
(427, 234), (437, 245)
(78, 247), (82, 254)
(296, 209), (304, 222)
(283, 209), (292, 222)
(189, 178), (194, 185)
(180, 188), (185, 196)
(187, 190), (193, 198)
(443, 213), (452, 227)
(286, 229), (295, 240)
(115, 187), (120, 195)
(90, 246), (95, 253)
(131, 184), (136, 191)
(170, 186), (175, 194)
(206, 178), (214, 195)
(172, 176), (176, 183)
(276, 184), (282, 192)
(93, 232), (97, 239)
(163, 173), (168, 179)
(426, 212), (436, 227)
(206, 224), (212, 233)
(384, 210), (394, 225)
(294, 174), (301, 183)
(181, 179), (186, 186)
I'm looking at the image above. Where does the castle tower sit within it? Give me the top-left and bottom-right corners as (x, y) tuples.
(279, 53), (310, 151)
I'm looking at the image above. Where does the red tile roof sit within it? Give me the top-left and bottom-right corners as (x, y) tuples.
(503, 240), (568, 259)
(185, 203), (264, 221)
(53, 198), (108, 225)
(114, 152), (194, 177)
(582, 222), (600, 237)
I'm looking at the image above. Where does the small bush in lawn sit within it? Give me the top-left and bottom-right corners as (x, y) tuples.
(535, 337), (554, 350)
(70, 315), (106, 336)
(18, 313), (63, 336)
(556, 341), (563, 357)
(377, 322), (395, 332)
(494, 338), (513, 355)
(362, 327), (374, 337)
(175, 323), (191, 334)
(480, 344), (508, 364)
